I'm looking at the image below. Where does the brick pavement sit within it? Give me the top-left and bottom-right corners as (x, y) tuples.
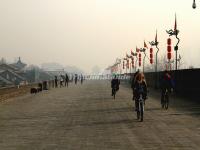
(0, 80), (200, 150)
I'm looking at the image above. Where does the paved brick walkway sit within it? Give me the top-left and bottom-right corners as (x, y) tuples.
(0, 80), (200, 150)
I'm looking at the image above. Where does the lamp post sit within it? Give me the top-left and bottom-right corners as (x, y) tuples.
(177, 54), (181, 69)
(140, 48), (146, 73)
(126, 53), (132, 74)
(149, 33), (159, 88)
(124, 58), (127, 75)
(115, 58), (121, 75)
(132, 52), (138, 72)
(120, 59), (123, 75)
(166, 14), (180, 71)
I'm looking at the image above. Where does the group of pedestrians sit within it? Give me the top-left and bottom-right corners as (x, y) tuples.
(54, 74), (85, 88)
(111, 69), (174, 110)
(54, 74), (69, 88)
(74, 74), (84, 85)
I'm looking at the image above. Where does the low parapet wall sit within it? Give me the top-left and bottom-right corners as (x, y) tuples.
(0, 80), (54, 102)
(120, 69), (200, 101)
(0, 84), (36, 102)
(144, 69), (200, 99)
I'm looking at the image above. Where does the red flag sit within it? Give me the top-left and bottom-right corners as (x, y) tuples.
(144, 41), (148, 49)
(131, 49), (134, 55)
(155, 30), (157, 43)
(126, 53), (129, 58)
(127, 53), (132, 58)
(174, 14), (177, 31)
(136, 46), (140, 53)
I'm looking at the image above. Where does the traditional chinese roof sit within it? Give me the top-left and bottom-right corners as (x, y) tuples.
(0, 75), (13, 85)
(0, 63), (19, 71)
(10, 57), (27, 70)
(0, 69), (26, 81)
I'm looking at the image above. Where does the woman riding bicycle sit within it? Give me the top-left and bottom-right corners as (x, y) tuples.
(134, 73), (148, 111)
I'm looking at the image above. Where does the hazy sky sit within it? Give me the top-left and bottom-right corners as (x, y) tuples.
(0, 0), (200, 73)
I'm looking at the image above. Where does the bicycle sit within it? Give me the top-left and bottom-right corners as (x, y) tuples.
(162, 89), (169, 110)
(136, 93), (145, 122)
(112, 86), (117, 99)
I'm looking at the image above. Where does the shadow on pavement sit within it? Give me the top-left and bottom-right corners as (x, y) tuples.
(79, 107), (132, 114)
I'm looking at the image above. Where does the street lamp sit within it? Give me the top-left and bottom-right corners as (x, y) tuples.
(115, 58), (121, 75)
(177, 54), (181, 69)
(140, 48), (146, 73)
(123, 57), (128, 74)
(126, 53), (132, 74)
(149, 31), (159, 88)
(193, 0), (197, 9)
(166, 14), (180, 71)
(131, 52), (138, 72)
(149, 30), (159, 73)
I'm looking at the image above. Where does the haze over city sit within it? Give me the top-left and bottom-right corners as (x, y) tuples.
(1, 0), (200, 73)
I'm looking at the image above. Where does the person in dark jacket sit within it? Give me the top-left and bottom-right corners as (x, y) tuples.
(75, 74), (78, 84)
(60, 75), (64, 88)
(131, 70), (140, 100)
(160, 70), (174, 105)
(65, 74), (69, 87)
(134, 73), (148, 111)
(55, 76), (58, 88)
(81, 74), (84, 84)
(111, 75), (120, 96)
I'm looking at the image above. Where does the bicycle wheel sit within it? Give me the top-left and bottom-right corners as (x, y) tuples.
(164, 94), (169, 110)
(136, 100), (140, 119)
(162, 103), (164, 109)
(161, 94), (165, 109)
(113, 89), (116, 99)
(137, 110), (140, 120)
(140, 102), (144, 122)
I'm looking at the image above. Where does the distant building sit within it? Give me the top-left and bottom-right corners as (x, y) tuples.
(0, 63), (19, 72)
(0, 57), (54, 87)
(0, 75), (13, 87)
(0, 57), (27, 87)
(0, 69), (26, 85)
(10, 57), (27, 71)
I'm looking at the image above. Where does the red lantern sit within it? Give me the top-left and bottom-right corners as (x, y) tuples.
(167, 38), (172, 60)
(150, 48), (153, 64)
(167, 46), (171, 52)
(150, 48), (153, 53)
(167, 38), (171, 45)
(150, 53), (153, 59)
(139, 53), (142, 66)
(167, 53), (172, 60)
